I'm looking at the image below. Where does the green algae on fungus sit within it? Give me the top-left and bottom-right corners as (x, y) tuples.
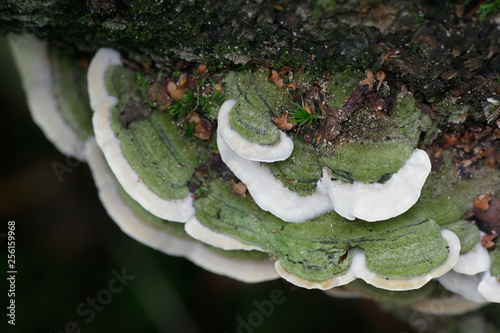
(216, 70), (296, 162)
(193, 178), (459, 290)
(49, 46), (94, 141)
(229, 91), (281, 146)
(267, 137), (323, 196)
(320, 140), (415, 183)
(218, 99), (294, 162)
(104, 65), (204, 201)
(319, 95), (432, 183)
(89, 48), (199, 221)
(223, 71), (287, 145)
(84, 140), (278, 283)
(16, 41), (500, 306)
(442, 220), (480, 255)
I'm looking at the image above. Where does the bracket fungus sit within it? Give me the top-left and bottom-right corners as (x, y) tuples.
(213, 69), (435, 223)
(12, 40), (500, 314)
(218, 99), (294, 162)
(276, 229), (460, 291)
(218, 106), (431, 222)
(216, 130), (333, 223)
(85, 137), (277, 283)
(193, 177), (462, 291)
(438, 232), (500, 304)
(216, 71), (295, 162)
(88, 48), (196, 222)
(8, 34), (93, 161)
(317, 148), (431, 221)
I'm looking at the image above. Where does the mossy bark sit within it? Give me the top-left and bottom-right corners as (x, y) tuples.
(1, 0), (499, 119)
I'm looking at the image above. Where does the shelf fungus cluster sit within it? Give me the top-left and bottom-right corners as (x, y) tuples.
(11, 35), (500, 313)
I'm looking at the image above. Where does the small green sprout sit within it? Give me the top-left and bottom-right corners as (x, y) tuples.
(182, 121), (194, 137)
(194, 185), (209, 198)
(289, 103), (323, 126)
(134, 70), (151, 97)
(411, 11), (423, 23)
(476, 0), (500, 19)
(487, 98), (500, 124)
(167, 91), (195, 118)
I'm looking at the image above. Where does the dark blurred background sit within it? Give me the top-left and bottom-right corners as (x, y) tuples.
(0, 35), (422, 333)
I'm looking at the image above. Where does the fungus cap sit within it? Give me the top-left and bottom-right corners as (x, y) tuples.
(275, 230), (460, 291)
(318, 149), (431, 221)
(86, 138), (278, 283)
(185, 215), (264, 251)
(8, 34), (88, 160)
(218, 99), (294, 162)
(217, 131), (333, 222)
(453, 236), (491, 275)
(88, 47), (195, 222)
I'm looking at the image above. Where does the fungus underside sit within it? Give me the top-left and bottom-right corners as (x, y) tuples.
(49, 47), (94, 140)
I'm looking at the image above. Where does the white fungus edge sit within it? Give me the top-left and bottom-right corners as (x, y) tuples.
(217, 131), (334, 223)
(185, 215), (265, 251)
(8, 34), (87, 160)
(453, 232), (491, 275)
(441, 237), (500, 304)
(438, 270), (489, 304)
(478, 271), (500, 303)
(275, 230), (460, 291)
(218, 99), (294, 162)
(85, 138), (278, 283)
(317, 148), (432, 222)
(88, 47), (195, 222)
(87, 47), (123, 111)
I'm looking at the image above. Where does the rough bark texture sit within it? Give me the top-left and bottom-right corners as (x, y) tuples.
(1, 0), (500, 119)
(2, 1), (500, 331)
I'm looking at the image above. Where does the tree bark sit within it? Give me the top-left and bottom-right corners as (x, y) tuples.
(1, 0), (499, 118)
